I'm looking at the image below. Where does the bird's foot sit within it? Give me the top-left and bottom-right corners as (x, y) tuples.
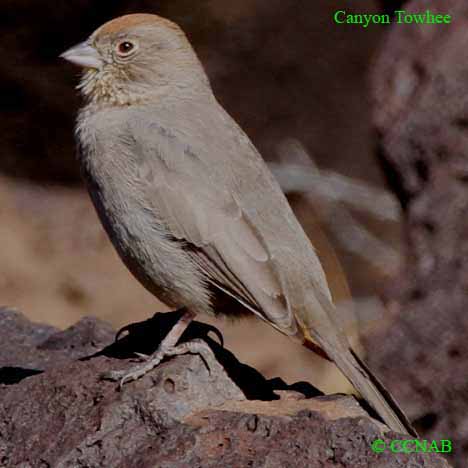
(101, 338), (217, 387)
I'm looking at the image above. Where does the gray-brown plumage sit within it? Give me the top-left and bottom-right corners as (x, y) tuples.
(61, 13), (415, 436)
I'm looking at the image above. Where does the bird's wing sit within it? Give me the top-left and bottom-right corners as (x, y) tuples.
(129, 106), (326, 335)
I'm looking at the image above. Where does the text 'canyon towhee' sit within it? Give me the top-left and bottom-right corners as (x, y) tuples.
(61, 13), (415, 436)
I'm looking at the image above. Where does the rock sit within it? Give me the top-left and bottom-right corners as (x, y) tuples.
(0, 308), (450, 467)
(368, 1), (468, 466)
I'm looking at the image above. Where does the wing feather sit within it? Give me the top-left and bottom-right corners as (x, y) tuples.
(133, 118), (295, 331)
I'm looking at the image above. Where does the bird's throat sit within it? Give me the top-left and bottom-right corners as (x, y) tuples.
(78, 69), (142, 107)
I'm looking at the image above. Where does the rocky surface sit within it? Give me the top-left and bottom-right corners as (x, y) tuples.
(367, 1), (468, 467)
(0, 308), (450, 467)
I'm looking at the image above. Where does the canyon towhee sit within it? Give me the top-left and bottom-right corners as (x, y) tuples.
(61, 13), (415, 435)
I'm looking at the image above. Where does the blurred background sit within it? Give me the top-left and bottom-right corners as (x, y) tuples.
(1, 0), (466, 465)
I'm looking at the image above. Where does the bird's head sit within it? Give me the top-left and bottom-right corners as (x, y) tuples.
(61, 14), (209, 107)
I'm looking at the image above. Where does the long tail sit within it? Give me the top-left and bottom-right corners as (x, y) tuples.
(307, 337), (417, 436)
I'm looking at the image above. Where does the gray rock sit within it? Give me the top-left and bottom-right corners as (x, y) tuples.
(0, 309), (450, 467)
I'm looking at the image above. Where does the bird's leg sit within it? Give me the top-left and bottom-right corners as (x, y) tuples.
(101, 309), (217, 386)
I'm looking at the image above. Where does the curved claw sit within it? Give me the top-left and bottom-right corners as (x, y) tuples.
(133, 352), (150, 361)
(207, 325), (224, 347)
(119, 375), (131, 389)
(114, 323), (134, 342)
(100, 367), (141, 388)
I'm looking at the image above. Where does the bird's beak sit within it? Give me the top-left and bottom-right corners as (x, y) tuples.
(60, 42), (103, 70)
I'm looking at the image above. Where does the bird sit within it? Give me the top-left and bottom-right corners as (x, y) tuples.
(61, 13), (415, 436)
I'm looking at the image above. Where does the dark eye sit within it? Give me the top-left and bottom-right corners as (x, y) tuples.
(116, 41), (135, 56)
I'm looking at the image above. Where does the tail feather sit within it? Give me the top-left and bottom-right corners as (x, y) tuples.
(313, 340), (417, 436)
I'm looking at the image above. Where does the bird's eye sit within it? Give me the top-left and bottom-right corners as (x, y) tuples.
(116, 41), (136, 56)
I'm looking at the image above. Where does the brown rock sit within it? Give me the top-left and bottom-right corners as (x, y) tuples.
(0, 309), (450, 467)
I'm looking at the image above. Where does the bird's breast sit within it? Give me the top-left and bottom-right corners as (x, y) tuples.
(76, 112), (210, 311)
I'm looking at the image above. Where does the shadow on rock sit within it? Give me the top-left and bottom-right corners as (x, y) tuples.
(84, 310), (322, 401)
(0, 366), (43, 385)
